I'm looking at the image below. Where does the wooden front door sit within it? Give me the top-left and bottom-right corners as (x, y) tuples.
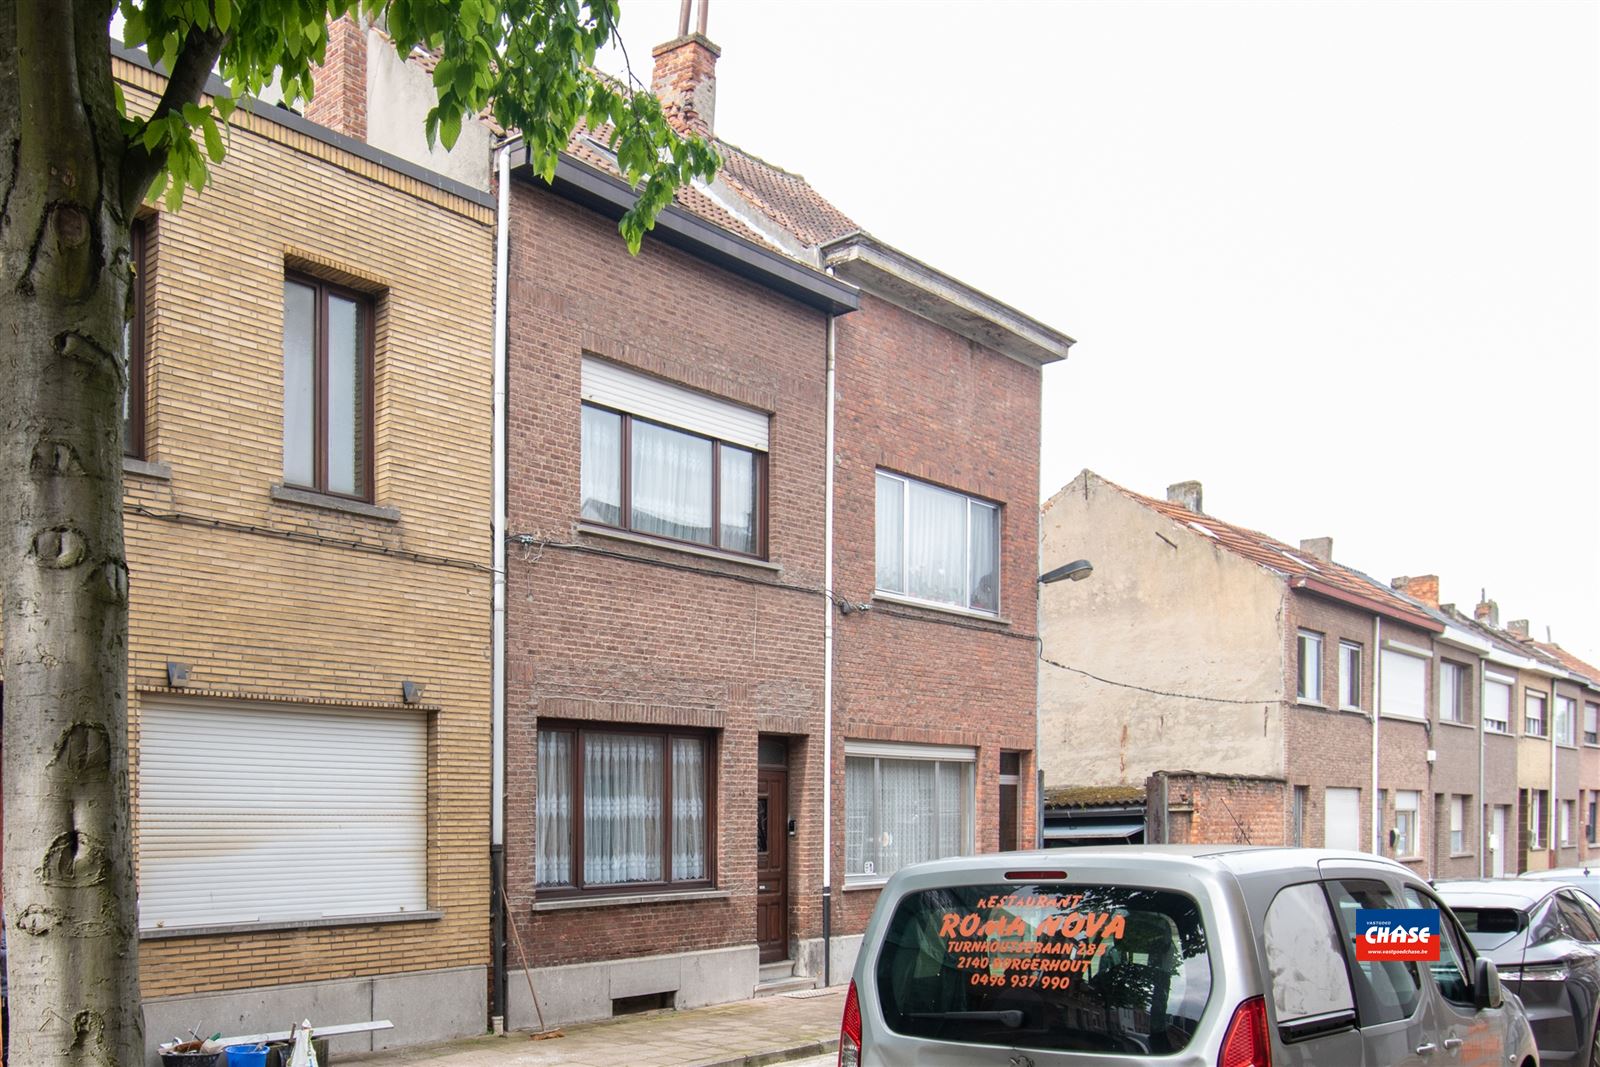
(756, 766), (788, 963)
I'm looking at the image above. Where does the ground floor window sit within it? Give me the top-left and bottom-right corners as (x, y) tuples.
(138, 700), (428, 930)
(536, 724), (713, 893)
(845, 742), (974, 881)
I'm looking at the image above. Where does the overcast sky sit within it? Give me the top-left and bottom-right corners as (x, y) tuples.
(599, 0), (1600, 662)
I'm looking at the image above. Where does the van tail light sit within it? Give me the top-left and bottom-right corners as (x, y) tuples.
(838, 979), (862, 1067)
(1219, 995), (1271, 1067)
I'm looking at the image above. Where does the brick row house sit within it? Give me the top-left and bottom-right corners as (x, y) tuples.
(8, 11), (1073, 1055)
(5, 41), (500, 1063)
(1039, 470), (1600, 878)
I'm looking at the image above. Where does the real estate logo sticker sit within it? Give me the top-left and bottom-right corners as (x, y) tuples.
(1355, 908), (1440, 961)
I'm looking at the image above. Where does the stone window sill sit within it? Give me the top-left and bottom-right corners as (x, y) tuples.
(872, 592), (1010, 626)
(532, 889), (731, 911)
(271, 483), (400, 522)
(575, 522), (781, 572)
(124, 456), (172, 480)
(140, 908), (441, 940)
(1439, 719), (1476, 730)
(1295, 699), (1330, 711)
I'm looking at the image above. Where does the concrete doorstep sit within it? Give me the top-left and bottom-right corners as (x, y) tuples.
(338, 986), (846, 1067)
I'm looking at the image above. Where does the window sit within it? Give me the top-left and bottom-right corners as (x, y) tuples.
(283, 275), (372, 499)
(1450, 795), (1466, 855)
(1264, 882), (1356, 1036)
(1586, 703), (1599, 746)
(138, 701), (426, 930)
(1403, 886), (1474, 1008)
(1324, 787), (1360, 850)
(1394, 790), (1419, 857)
(579, 357), (769, 557)
(1529, 790), (1546, 850)
(1485, 678), (1512, 733)
(845, 742), (974, 881)
(1439, 660), (1468, 723)
(1525, 691), (1548, 737)
(1297, 631), (1324, 703)
(1338, 641), (1362, 709)
(1589, 794), (1597, 846)
(1292, 785), (1308, 846)
(536, 725), (713, 893)
(1556, 696), (1577, 745)
(875, 472), (1000, 614)
(1379, 648), (1427, 718)
(1326, 879), (1422, 1025)
(1561, 800), (1574, 846)
(122, 218), (149, 458)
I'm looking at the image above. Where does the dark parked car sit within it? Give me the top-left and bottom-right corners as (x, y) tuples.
(1439, 879), (1600, 1067)
(1524, 868), (1600, 906)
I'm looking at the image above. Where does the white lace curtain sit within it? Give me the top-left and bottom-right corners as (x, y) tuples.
(671, 738), (707, 880)
(584, 733), (664, 885)
(718, 447), (757, 554)
(631, 420), (712, 544)
(906, 483), (966, 607)
(845, 755), (973, 879)
(536, 731), (573, 886)
(580, 405), (622, 525)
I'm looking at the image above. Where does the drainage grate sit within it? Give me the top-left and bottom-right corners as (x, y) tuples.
(783, 988), (838, 999)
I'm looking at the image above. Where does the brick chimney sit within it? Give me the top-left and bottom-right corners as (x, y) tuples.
(1475, 596), (1499, 628)
(651, 1), (719, 139)
(306, 15), (368, 141)
(1166, 481), (1202, 514)
(1507, 619), (1530, 638)
(1390, 574), (1439, 609)
(1300, 537), (1333, 562)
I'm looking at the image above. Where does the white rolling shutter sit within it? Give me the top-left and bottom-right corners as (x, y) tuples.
(1325, 787), (1361, 850)
(138, 701), (427, 931)
(1380, 649), (1427, 718)
(581, 357), (768, 451)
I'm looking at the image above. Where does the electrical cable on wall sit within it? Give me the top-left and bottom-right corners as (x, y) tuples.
(1039, 651), (1279, 706)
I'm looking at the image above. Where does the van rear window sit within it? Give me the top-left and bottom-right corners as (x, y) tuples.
(873, 883), (1211, 1055)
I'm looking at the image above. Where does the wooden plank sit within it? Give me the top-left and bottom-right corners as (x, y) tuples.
(213, 1020), (395, 1047)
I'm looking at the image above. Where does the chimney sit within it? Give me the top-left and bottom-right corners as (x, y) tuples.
(306, 15), (368, 141)
(1390, 574), (1439, 609)
(651, 0), (720, 139)
(1507, 619), (1530, 638)
(1300, 537), (1333, 562)
(1166, 481), (1203, 514)
(1475, 597), (1500, 628)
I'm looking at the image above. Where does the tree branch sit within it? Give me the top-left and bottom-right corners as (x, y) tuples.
(117, 22), (227, 219)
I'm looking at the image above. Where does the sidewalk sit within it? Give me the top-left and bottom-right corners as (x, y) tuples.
(339, 986), (845, 1067)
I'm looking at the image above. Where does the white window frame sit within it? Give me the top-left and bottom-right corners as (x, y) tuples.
(1439, 660), (1468, 723)
(1585, 702), (1599, 746)
(1561, 799), (1574, 846)
(1526, 691), (1548, 738)
(1394, 790), (1420, 858)
(1338, 641), (1363, 710)
(1450, 795), (1466, 855)
(1379, 645), (1428, 720)
(1297, 630), (1324, 704)
(874, 470), (1001, 616)
(843, 740), (976, 885)
(1529, 790), (1546, 850)
(1556, 696), (1577, 746)
(1485, 677), (1513, 734)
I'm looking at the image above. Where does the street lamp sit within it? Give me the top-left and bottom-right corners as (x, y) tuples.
(1038, 559), (1093, 585)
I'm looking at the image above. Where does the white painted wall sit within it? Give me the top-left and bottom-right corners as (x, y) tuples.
(365, 28), (492, 191)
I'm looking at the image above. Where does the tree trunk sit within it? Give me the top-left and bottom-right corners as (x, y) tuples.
(0, 0), (144, 1062)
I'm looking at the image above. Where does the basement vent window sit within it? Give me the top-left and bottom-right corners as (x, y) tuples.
(613, 992), (675, 1016)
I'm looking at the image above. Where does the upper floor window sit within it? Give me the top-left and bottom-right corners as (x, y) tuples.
(1379, 646), (1427, 719)
(579, 357), (767, 558)
(1586, 702), (1599, 746)
(283, 275), (372, 499)
(1555, 696), (1577, 745)
(1338, 640), (1362, 709)
(1484, 677), (1512, 733)
(1296, 631), (1324, 703)
(875, 471), (999, 614)
(1525, 691), (1548, 737)
(122, 218), (149, 458)
(1439, 660), (1469, 723)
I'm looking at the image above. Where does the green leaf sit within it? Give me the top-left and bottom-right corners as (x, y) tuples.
(202, 116), (225, 163)
(439, 108), (463, 150)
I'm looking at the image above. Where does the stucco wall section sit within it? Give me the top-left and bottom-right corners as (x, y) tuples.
(1038, 472), (1286, 787)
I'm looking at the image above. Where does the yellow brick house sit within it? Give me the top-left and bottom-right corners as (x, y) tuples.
(111, 44), (494, 1058)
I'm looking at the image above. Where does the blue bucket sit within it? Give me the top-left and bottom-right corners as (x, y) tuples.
(225, 1044), (269, 1067)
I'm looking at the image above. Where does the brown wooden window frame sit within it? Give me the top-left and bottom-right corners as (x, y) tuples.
(581, 400), (768, 559)
(123, 218), (148, 459)
(535, 722), (718, 898)
(282, 272), (375, 502)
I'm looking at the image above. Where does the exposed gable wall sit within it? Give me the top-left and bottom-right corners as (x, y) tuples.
(1038, 471), (1288, 786)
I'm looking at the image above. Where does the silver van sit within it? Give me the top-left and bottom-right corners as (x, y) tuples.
(840, 845), (1538, 1066)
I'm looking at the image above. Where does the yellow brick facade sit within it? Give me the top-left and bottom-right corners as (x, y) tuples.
(114, 58), (494, 1003)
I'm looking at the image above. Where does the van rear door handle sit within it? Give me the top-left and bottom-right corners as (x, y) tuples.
(1416, 1043), (1437, 1055)
(1443, 1037), (1462, 1050)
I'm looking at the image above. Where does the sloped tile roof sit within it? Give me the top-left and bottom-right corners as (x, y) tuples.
(1105, 477), (1441, 629)
(714, 141), (860, 246)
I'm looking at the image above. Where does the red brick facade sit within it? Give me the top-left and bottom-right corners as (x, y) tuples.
(304, 16), (367, 141)
(1148, 772), (1287, 847)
